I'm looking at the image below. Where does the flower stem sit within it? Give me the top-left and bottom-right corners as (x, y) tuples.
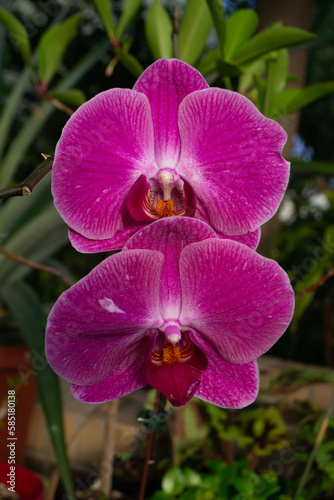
(295, 267), (334, 298)
(295, 392), (334, 499)
(100, 399), (120, 496)
(0, 155), (53, 199)
(138, 391), (166, 500)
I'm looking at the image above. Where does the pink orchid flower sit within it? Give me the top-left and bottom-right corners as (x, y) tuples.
(46, 218), (294, 407)
(52, 58), (289, 253)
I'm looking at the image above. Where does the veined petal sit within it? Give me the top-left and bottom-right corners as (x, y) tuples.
(69, 218), (147, 253)
(192, 333), (259, 408)
(123, 217), (217, 319)
(134, 59), (208, 168)
(46, 250), (164, 385)
(71, 337), (154, 403)
(52, 88), (157, 240)
(195, 199), (260, 250)
(177, 88), (290, 235)
(179, 239), (294, 364)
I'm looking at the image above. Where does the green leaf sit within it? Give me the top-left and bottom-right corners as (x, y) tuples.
(225, 9), (258, 61)
(282, 81), (334, 115)
(263, 49), (289, 116)
(216, 59), (242, 77)
(232, 24), (316, 65)
(93, 0), (115, 40)
(117, 50), (143, 78)
(291, 267), (324, 332)
(1, 281), (74, 497)
(145, 0), (173, 60)
(116, 0), (142, 40)
(38, 13), (82, 84)
(179, 0), (213, 65)
(205, 0), (226, 57)
(0, 7), (32, 67)
(162, 466), (186, 496)
(196, 49), (218, 76)
(269, 88), (300, 119)
(50, 88), (86, 107)
(291, 159), (334, 175)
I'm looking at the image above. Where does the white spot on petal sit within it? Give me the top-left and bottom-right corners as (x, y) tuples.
(99, 297), (125, 314)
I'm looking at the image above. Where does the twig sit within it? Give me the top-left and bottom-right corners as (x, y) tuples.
(138, 391), (166, 500)
(295, 391), (334, 498)
(172, 6), (180, 59)
(0, 155), (54, 199)
(44, 95), (74, 116)
(100, 399), (120, 496)
(0, 246), (73, 287)
(295, 267), (334, 299)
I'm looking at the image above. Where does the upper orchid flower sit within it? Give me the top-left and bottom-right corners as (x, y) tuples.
(46, 217), (294, 407)
(52, 58), (289, 253)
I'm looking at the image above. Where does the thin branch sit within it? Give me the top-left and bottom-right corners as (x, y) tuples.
(44, 95), (74, 116)
(138, 391), (166, 500)
(295, 392), (334, 498)
(172, 6), (180, 59)
(100, 399), (120, 496)
(295, 267), (334, 299)
(0, 155), (54, 199)
(0, 246), (73, 287)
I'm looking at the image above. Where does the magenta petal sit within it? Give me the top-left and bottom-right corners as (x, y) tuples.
(179, 239), (294, 364)
(52, 88), (157, 240)
(127, 174), (157, 221)
(68, 217), (148, 253)
(192, 334), (259, 408)
(134, 59), (208, 168)
(71, 337), (154, 403)
(46, 249), (164, 385)
(177, 88), (290, 235)
(147, 363), (202, 406)
(124, 218), (217, 318)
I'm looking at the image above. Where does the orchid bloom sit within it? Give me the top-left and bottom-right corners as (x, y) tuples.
(52, 58), (289, 253)
(46, 218), (294, 408)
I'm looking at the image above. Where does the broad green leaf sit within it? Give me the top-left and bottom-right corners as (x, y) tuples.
(162, 466), (185, 496)
(253, 74), (266, 113)
(225, 9), (258, 61)
(179, 0), (212, 65)
(283, 81), (334, 115)
(50, 88), (86, 107)
(0, 39), (109, 189)
(291, 159), (334, 175)
(196, 49), (218, 76)
(145, 0), (173, 60)
(0, 7), (32, 67)
(205, 0), (226, 57)
(93, 0), (115, 40)
(116, 0), (142, 39)
(232, 25), (316, 65)
(216, 59), (242, 77)
(269, 88), (300, 119)
(263, 49), (289, 116)
(38, 13), (82, 84)
(117, 50), (143, 77)
(1, 281), (74, 497)
(238, 58), (265, 95)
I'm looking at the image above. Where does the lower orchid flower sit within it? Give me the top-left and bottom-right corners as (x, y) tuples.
(46, 218), (294, 408)
(51, 58), (288, 253)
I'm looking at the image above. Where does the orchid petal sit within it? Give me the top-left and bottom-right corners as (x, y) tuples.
(52, 88), (157, 240)
(124, 217), (217, 319)
(179, 239), (294, 364)
(71, 337), (154, 403)
(195, 199), (260, 250)
(177, 88), (290, 235)
(134, 58), (208, 168)
(192, 333), (259, 408)
(46, 250), (163, 385)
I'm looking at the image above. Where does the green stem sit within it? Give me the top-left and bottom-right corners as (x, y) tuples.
(0, 156), (53, 199)
(295, 393), (334, 499)
(263, 59), (272, 117)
